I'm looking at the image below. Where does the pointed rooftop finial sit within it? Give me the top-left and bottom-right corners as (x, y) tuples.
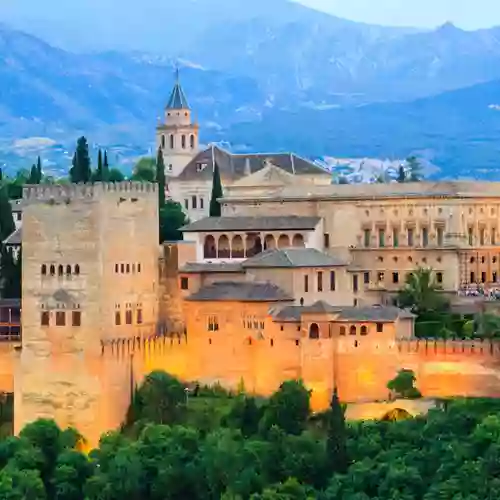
(166, 64), (190, 110)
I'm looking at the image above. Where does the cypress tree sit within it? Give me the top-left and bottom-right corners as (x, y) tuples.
(94, 149), (103, 182)
(103, 150), (110, 182)
(326, 387), (349, 474)
(156, 147), (166, 209)
(0, 246), (21, 299)
(0, 187), (15, 241)
(36, 156), (42, 183)
(209, 161), (223, 217)
(69, 136), (92, 183)
(28, 164), (38, 184)
(397, 165), (406, 183)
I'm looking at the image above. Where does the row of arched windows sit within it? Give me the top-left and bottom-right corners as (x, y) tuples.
(308, 323), (383, 339)
(160, 134), (195, 150)
(41, 264), (80, 277)
(115, 263), (142, 274)
(204, 233), (305, 259)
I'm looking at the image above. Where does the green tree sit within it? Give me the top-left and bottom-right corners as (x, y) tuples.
(260, 381), (311, 436)
(397, 267), (449, 316)
(28, 164), (39, 184)
(0, 247), (21, 299)
(108, 168), (124, 182)
(69, 137), (92, 184)
(37, 156), (43, 184)
(159, 201), (187, 243)
(92, 149), (104, 182)
(250, 478), (311, 500)
(387, 369), (422, 399)
(326, 388), (348, 474)
(0, 187), (15, 240)
(406, 156), (422, 182)
(0, 468), (46, 500)
(102, 151), (110, 182)
(129, 371), (187, 426)
(222, 395), (262, 438)
(132, 157), (156, 182)
(209, 160), (223, 217)
(397, 165), (406, 183)
(156, 148), (166, 208)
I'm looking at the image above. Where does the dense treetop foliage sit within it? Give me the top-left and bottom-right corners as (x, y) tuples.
(2, 371), (500, 499)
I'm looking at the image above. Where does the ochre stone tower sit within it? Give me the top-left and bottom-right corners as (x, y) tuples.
(15, 182), (159, 448)
(156, 70), (199, 177)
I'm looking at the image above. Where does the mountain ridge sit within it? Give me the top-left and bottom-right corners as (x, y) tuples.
(0, 17), (500, 179)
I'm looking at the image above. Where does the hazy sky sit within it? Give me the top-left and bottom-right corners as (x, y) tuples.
(296, 0), (500, 30)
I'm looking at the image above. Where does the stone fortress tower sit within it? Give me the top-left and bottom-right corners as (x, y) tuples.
(15, 182), (159, 448)
(156, 70), (200, 178)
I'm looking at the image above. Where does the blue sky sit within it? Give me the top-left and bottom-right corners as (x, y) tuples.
(296, 0), (500, 29)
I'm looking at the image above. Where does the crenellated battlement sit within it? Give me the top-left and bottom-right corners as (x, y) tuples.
(396, 339), (500, 357)
(101, 333), (188, 360)
(22, 181), (158, 203)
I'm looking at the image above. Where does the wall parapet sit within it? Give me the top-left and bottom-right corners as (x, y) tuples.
(101, 333), (188, 360)
(396, 339), (500, 356)
(23, 181), (158, 203)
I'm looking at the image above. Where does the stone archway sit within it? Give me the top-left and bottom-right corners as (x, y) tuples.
(204, 235), (216, 259)
(381, 408), (412, 422)
(292, 234), (305, 247)
(218, 235), (230, 258)
(278, 234), (290, 248)
(264, 234), (276, 251)
(231, 235), (244, 258)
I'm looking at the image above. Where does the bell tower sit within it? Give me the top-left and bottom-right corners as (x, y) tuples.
(156, 69), (199, 178)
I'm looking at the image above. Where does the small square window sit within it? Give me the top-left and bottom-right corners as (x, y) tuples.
(376, 323), (383, 333)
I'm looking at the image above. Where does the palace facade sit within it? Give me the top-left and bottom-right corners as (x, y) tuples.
(3, 75), (500, 448)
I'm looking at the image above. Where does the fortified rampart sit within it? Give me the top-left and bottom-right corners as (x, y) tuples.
(98, 336), (500, 418)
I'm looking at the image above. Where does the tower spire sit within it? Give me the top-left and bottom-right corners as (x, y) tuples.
(166, 66), (190, 110)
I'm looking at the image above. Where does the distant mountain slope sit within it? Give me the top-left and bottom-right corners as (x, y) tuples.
(224, 79), (500, 179)
(3, 0), (500, 104)
(0, 24), (500, 179)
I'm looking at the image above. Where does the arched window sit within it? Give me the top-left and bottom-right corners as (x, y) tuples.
(278, 234), (290, 248)
(169, 135), (174, 149)
(66, 265), (72, 275)
(231, 235), (244, 258)
(75, 264), (80, 276)
(161, 134), (166, 148)
(41, 264), (47, 276)
(181, 135), (186, 149)
(360, 326), (368, 336)
(218, 235), (230, 258)
(264, 234), (276, 250)
(292, 234), (305, 247)
(350, 325), (357, 336)
(50, 265), (55, 276)
(132, 264), (136, 273)
(126, 264), (130, 273)
(190, 134), (195, 149)
(204, 235), (217, 259)
(309, 323), (320, 339)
